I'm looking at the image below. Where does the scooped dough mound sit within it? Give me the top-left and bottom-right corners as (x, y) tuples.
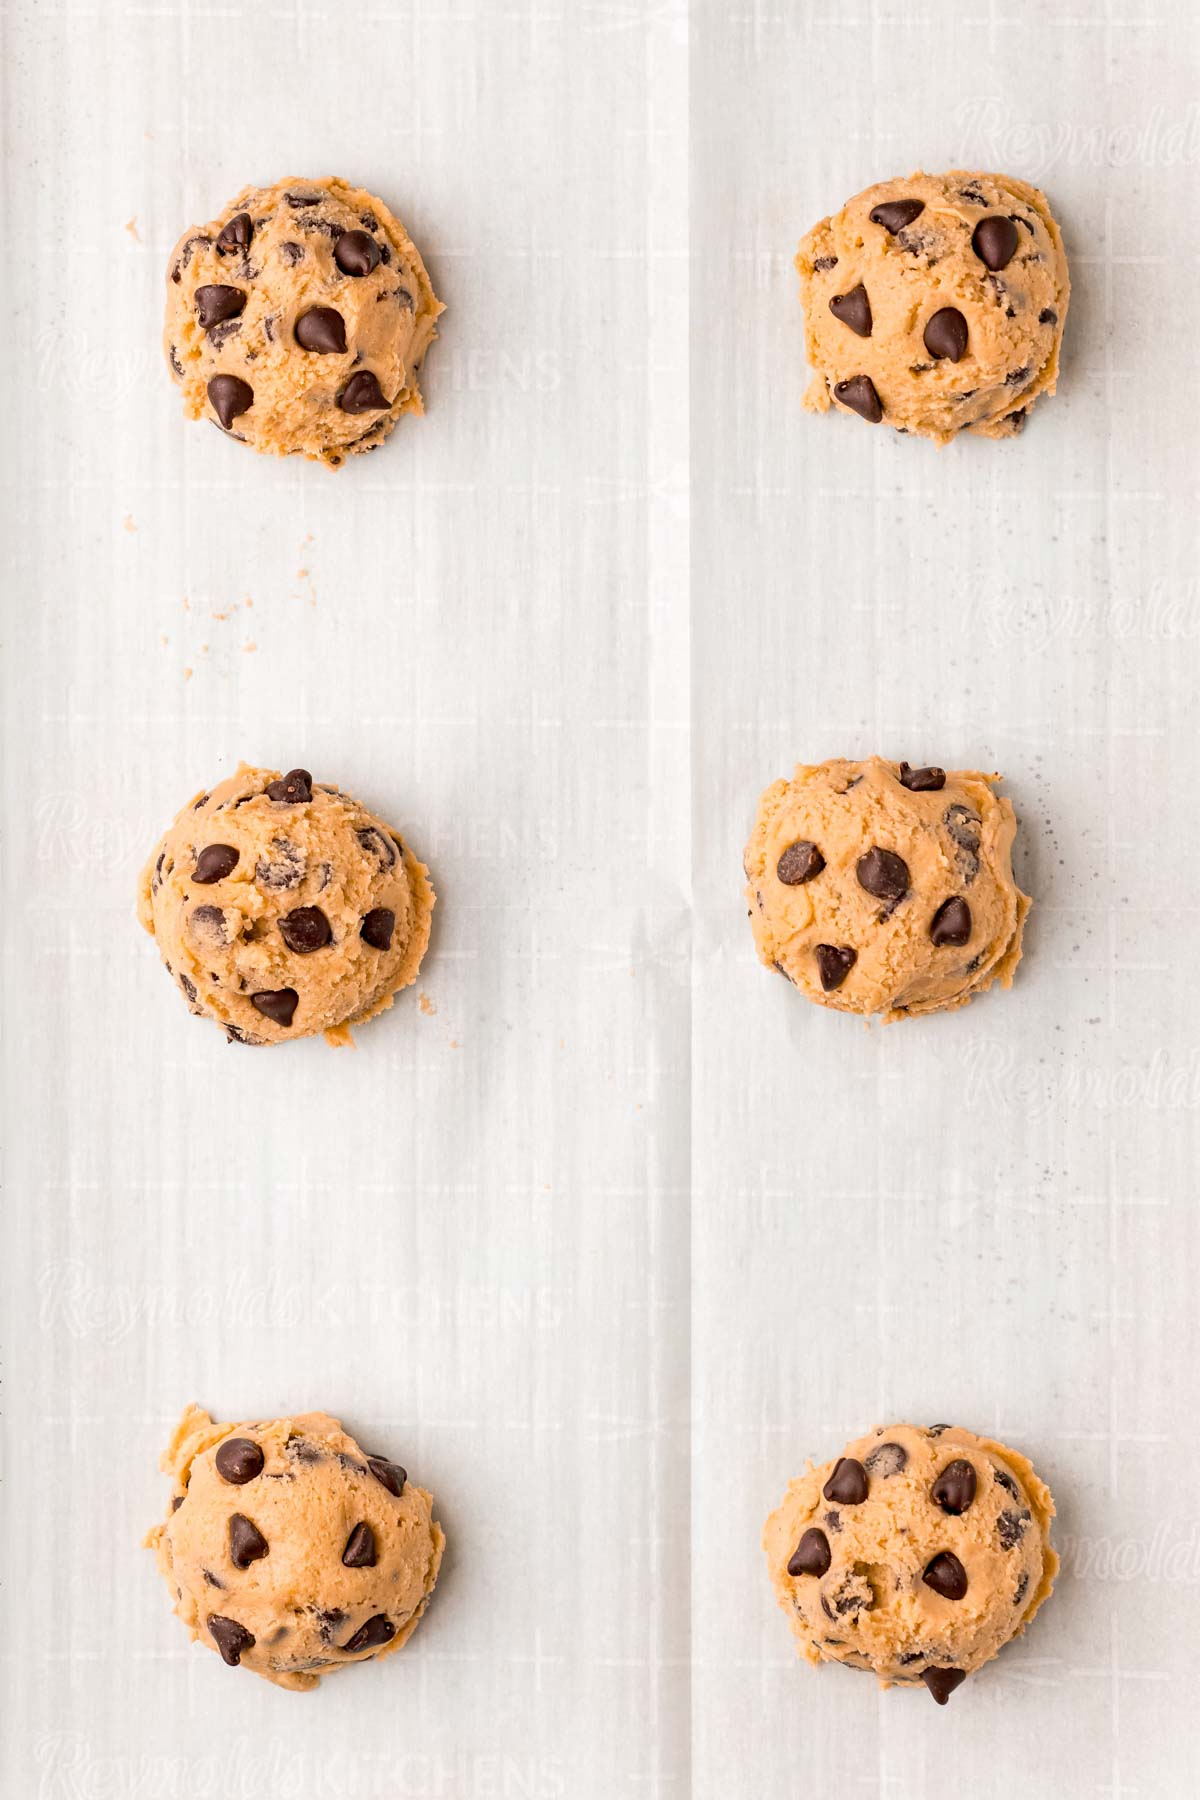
(763, 1423), (1057, 1705)
(147, 1406), (444, 1691)
(797, 170), (1069, 443)
(744, 755), (1029, 1020)
(138, 763), (434, 1046)
(164, 177), (442, 466)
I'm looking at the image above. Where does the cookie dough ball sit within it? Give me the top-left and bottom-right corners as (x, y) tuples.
(797, 170), (1069, 443)
(138, 764), (434, 1046)
(764, 1423), (1057, 1705)
(164, 178), (443, 466)
(744, 756), (1029, 1020)
(147, 1406), (444, 1691)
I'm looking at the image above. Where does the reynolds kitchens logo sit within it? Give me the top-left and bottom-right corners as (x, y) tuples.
(954, 98), (1200, 177)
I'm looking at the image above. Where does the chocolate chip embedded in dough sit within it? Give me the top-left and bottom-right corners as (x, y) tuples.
(279, 242), (304, 266)
(216, 212), (253, 254)
(898, 762), (945, 792)
(931, 1459), (977, 1515)
(787, 1528), (831, 1578)
(822, 1457), (869, 1504)
(361, 908), (396, 951)
(863, 1441), (907, 1478)
(335, 230), (382, 277)
(829, 283), (873, 338)
(215, 1438), (264, 1484)
(255, 839), (305, 890)
(997, 1509), (1030, 1550)
(367, 1456), (407, 1497)
(279, 907), (333, 954)
(195, 285), (247, 331)
(285, 191), (323, 207)
(190, 904), (226, 941)
(250, 988), (299, 1028)
(944, 804), (982, 882)
(812, 254), (838, 272)
(341, 1614), (396, 1654)
(265, 769), (313, 804)
(923, 307), (969, 362)
(922, 1667), (967, 1706)
(179, 973), (197, 1004)
(228, 1513), (269, 1569)
(993, 1465), (1020, 1498)
(1039, 307), (1058, 325)
(357, 826), (397, 868)
(776, 840), (825, 885)
(342, 1523), (378, 1569)
(972, 215), (1019, 271)
(338, 370), (388, 413)
(207, 374), (254, 429)
(193, 844), (239, 884)
(1014, 1571), (1030, 1607)
(870, 198), (925, 233)
(929, 897), (972, 947)
(207, 1614), (255, 1666)
(922, 1551), (969, 1600)
(833, 374), (882, 423)
(856, 846), (910, 903)
(815, 945), (856, 992)
(317, 1608), (346, 1642)
(294, 306), (347, 354)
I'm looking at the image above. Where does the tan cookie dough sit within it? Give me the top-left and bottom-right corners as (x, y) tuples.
(764, 1423), (1057, 1705)
(138, 764), (434, 1046)
(797, 170), (1069, 443)
(744, 756), (1029, 1020)
(164, 177), (442, 466)
(147, 1406), (444, 1691)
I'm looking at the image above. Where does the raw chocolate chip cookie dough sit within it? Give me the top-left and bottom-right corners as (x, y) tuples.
(165, 178), (442, 465)
(744, 756), (1029, 1020)
(764, 1423), (1057, 1705)
(797, 170), (1069, 443)
(147, 1406), (444, 1691)
(138, 764), (434, 1046)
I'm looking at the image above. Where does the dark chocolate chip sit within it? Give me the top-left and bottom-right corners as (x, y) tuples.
(815, 944), (856, 992)
(216, 212), (253, 254)
(777, 840), (825, 885)
(295, 306), (347, 354)
(193, 844), (239, 884)
(208, 1614), (255, 1666)
(342, 1523), (378, 1569)
(172, 1494), (185, 1511)
(279, 242), (304, 266)
(833, 375), (882, 423)
(338, 370), (388, 413)
(930, 897), (972, 947)
(190, 905), (226, 941)
(829, 284), (872, 338)
(1014, 1571), (1030, 1607)
(898, 762), (945, 792)
(215, 1438), (264, 1484)
(195, 285), (247, 331)
(823, 1457), (869, 1504)
(367, 1456), (407, 1497)
(279, 907), (332, 954)
(265, 769), (313, 804)
(997, 1509), (1030, 1550)
(361, 908), (396, 951)
(932, 1459), (977, 1515)
(972, 215), (1019, 272)
(870, 198), (925, 233)
(335, 230), (382, 277)
(922, 1552), (969, 1600)
(255, 839), (305, 889)
(285, 191), (323, 207)
(1006, 364), (1032, 387)
(317, 1608), (346, 1642)
(286, 1434), (322, 1464)
(342, 1614), (395, 1654)
(207, 374), (254, 429)
(812, 254), (839, 272)
(1039, 308), (1058, 326)
(993, 1465), (1020, 1498)
(864, 1441), (908, 1478)
(206, 319), (243, 350)
(357, 826), (397, 867)
(922, 1667), (967, 1706)
(179, 973), (197, 1003)
(927, 1424), (952, 1437)
(787, 1528), (831, 1578)
(923, 307), (968, 362)
(202, 1567), (224, 1588)
(821, 1569), (874, 1619)
(250, 989), (299, 1028)
(856, 846), (909, 903)
(229, 1513), (269, 1569)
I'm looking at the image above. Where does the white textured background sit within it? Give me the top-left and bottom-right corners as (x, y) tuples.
(1, 0), (1198, 1795)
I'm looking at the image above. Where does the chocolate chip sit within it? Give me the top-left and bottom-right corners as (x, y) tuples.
(1039, 307), (1058, 325)
(229, 1514), (269, 1569)
(929, 897), (971, 947)
(815, 945), (856, 992)
(279, 907), (332, 954)
(286, 1434), (322, 1464)
(202, 1568), (224, 1588)
(367, 1456), (406, 1497)
(255, 839), (305, 889)
(285, 191), (323, 207)
(828, 284), (872, 338)
(870, 198), (925, 233)
(190, 905), (225, 940)
(927, 1423), (952, 1437)
(361, 908), (396, 951)
(335, 230), (382, 277)
(1014, 1572), (1030, 1607)
(207, 374), (254, 429)
(787, 1528), (831, 1578)
(279, 242), (304, 266)
(833, 375), (882, 423)
(172, 1494), (185, 1511)
(295, 306), (347, 354)
(342, 1523), (378, 1568)
(206, 320), (243, 350)
(250, 989), (299, 1028)
(265, 769), (313, 804)
(195, 285), (247, 331)
(898, 762), (945, 792)
(923, 307), (968, 362)
(812, 254), (838, 272)
(997, 1509), (1030, 1550)
(922, 1552), (968, 1600)
(207, 1615), (255, 1666)
(179, 973), (197, 1003)
(342, 1614), (396, 1654)
(777, 840), (825, 885)
(215, 1438), (264, 1484)
(317, 1608), (346, 1642)
(931, 1459), (977, 1515)
(821, 1569), (874, 1619)
(822, 1457), (869, 1504)
(972, 215), (1019, 272)
(856, 847), (909, 903)
(216, 213), (253, 254)
(357, 826), (397, 868)
(922, 1667), (966, 1706)
(864, 1441), (907, 1478)
(338, 370), (388, 413)
(993, 1465), (1019, 1498)
(193, 844), (239, 884)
